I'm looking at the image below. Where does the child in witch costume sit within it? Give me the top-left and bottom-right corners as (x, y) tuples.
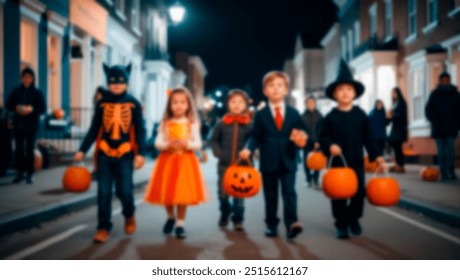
(240, 71), (309, 239)
(210, 89), (252, 231)
(318, 60), (386, 239)
(74, 63), (146, 243)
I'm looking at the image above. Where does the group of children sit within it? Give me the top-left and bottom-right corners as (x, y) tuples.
(75, 59), (386, 243)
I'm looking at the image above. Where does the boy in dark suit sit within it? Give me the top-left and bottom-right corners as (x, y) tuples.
(240, 71), (309, 239)
(318, 60), (386, 239)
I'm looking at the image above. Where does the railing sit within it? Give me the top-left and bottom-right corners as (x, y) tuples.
(353, 36), (399, 59)
(37, 107), (95, 154)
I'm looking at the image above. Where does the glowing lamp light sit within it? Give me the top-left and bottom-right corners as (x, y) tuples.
(169, 2), (186, 24)
(217, 102), (223, 108)
(216, 91), (222, 98)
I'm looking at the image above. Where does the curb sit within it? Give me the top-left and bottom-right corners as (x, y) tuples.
(397, 197), (460, 228)
(0, 181), (148, 238)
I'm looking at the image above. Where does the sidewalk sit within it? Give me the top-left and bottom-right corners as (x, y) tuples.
(0, 159), (155, 237)
(0, 156), (459, 238)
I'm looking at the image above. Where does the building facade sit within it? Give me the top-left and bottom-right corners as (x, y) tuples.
(1, 0), (175, 152)
(334, 0), (460, 162)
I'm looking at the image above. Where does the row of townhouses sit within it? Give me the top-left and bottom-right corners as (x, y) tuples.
(285, 0), (460, 163)
(0, 0), (207, 153)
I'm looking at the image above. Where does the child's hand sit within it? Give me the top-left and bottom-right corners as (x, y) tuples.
(330, 144), (342, 156)
(133, 155), (145, 170)
(290, 129), (308, 148)
(74, 152), (84, 162)
(314, 142), (320, 149)
(376, 156), (387, 173)
(239, 149), (251, 160)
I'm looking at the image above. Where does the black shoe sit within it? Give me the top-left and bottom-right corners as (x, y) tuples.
(12, 174), (24, 184)
(449, 173), (457, 180)
(234, 222), (244, 232)
(336, 228), (349, 239)
(287, 223), (303, 239)
(218, 214), (229, 228)
(265, 227), (278, 237)
(306, 181), (312, 188)
(26, 175), (34, 184)
(163, 218), (175, 234)
(175, 226), (186, 239)
(349, 220), (362, 236)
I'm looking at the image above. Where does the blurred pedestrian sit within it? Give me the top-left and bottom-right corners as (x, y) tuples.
(425, 72), (460, 181)
(386, 87), (408, 174)
(369, 99), (387, 157)
(6, 68), (45, 184)
(301, 96), (323, 188)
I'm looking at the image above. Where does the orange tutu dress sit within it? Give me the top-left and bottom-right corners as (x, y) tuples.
(144, 119), (209, 206)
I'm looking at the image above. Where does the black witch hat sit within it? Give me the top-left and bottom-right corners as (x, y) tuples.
(325, 59), (365, 100)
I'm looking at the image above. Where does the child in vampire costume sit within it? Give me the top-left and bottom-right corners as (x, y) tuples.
(75, 64), (146, 243)
(318, 60), (384, 239)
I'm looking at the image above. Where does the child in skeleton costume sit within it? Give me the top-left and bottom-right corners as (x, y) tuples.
(74, 64), (146, 243)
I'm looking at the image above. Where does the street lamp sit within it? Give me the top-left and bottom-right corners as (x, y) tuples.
(168, 1), (186, 24)
(216, 90), (222, 98)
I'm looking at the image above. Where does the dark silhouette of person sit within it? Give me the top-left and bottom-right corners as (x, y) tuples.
(425, 72), (460, 181)
(6, 68), (45, 184)
(386, 87), (408, 173)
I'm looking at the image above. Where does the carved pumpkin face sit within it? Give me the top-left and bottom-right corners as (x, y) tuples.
(322, 167), (358, 199)
(420, 166), (439, 182)
(63, 166), (91, 193)
(366, 177), (400, 206)
(364, 156), (379, 173)
(223, 165), (262, 198)
(307, 151), (327, 171)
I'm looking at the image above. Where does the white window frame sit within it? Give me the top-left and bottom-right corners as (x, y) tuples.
(423, 0), (439, 33)
(131, 0), (141, 34)
(369, 3), (378, 37)
(384, 0), (393, 40)
(341, 35), (347, 59)
(354, 21), (360, 46)
(115, 0), (126, 21)
(448, 0), (460, 17)
(405, 0), (417, 44)
(347, 29), (353, 61)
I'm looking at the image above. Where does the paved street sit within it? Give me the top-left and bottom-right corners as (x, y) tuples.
(0, 155), (459, 260)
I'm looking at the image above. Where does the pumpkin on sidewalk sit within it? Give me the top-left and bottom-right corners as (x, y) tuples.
(63, 163), (92, 193)
(420, 166), (440, 182)
(223, 158), (262, 199)
(322, 155), (358, 200)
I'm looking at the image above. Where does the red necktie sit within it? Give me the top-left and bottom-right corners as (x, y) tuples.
(275, 107), (283, 131)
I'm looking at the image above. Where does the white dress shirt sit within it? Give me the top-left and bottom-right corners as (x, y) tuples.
(268, 101), (286, 119)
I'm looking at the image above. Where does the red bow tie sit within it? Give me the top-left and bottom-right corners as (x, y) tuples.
(222, 114), (251, 125)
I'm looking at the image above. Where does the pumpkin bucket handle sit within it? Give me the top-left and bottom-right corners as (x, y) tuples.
(372, 166), (389, 178)
(73, 161), (86, 167)
(234, 157), (253, 167)
(327, 154), (348, 169)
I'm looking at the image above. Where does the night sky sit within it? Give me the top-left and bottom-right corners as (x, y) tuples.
(168, 0), (338, 103)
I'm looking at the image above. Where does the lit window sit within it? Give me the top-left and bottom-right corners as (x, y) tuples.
(408, 0), (417, 36)
(385, 0), (393, 38)
(348, 30), (353, 60)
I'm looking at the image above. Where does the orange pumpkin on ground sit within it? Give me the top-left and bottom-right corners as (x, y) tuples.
(364, 156), (379, 173)
(420, 166), (440, 182)
(322, 155), (358, 199)
(307, 151), (327, 171)
(53, 109), (65, 120)
(34, 149), (43, 171)
(63, 165), (92, 192)
(223, 158), (261, 198)
(366, 176), (400, 206)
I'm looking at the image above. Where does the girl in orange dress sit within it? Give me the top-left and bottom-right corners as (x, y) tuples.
(144, 87), (208, 239)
